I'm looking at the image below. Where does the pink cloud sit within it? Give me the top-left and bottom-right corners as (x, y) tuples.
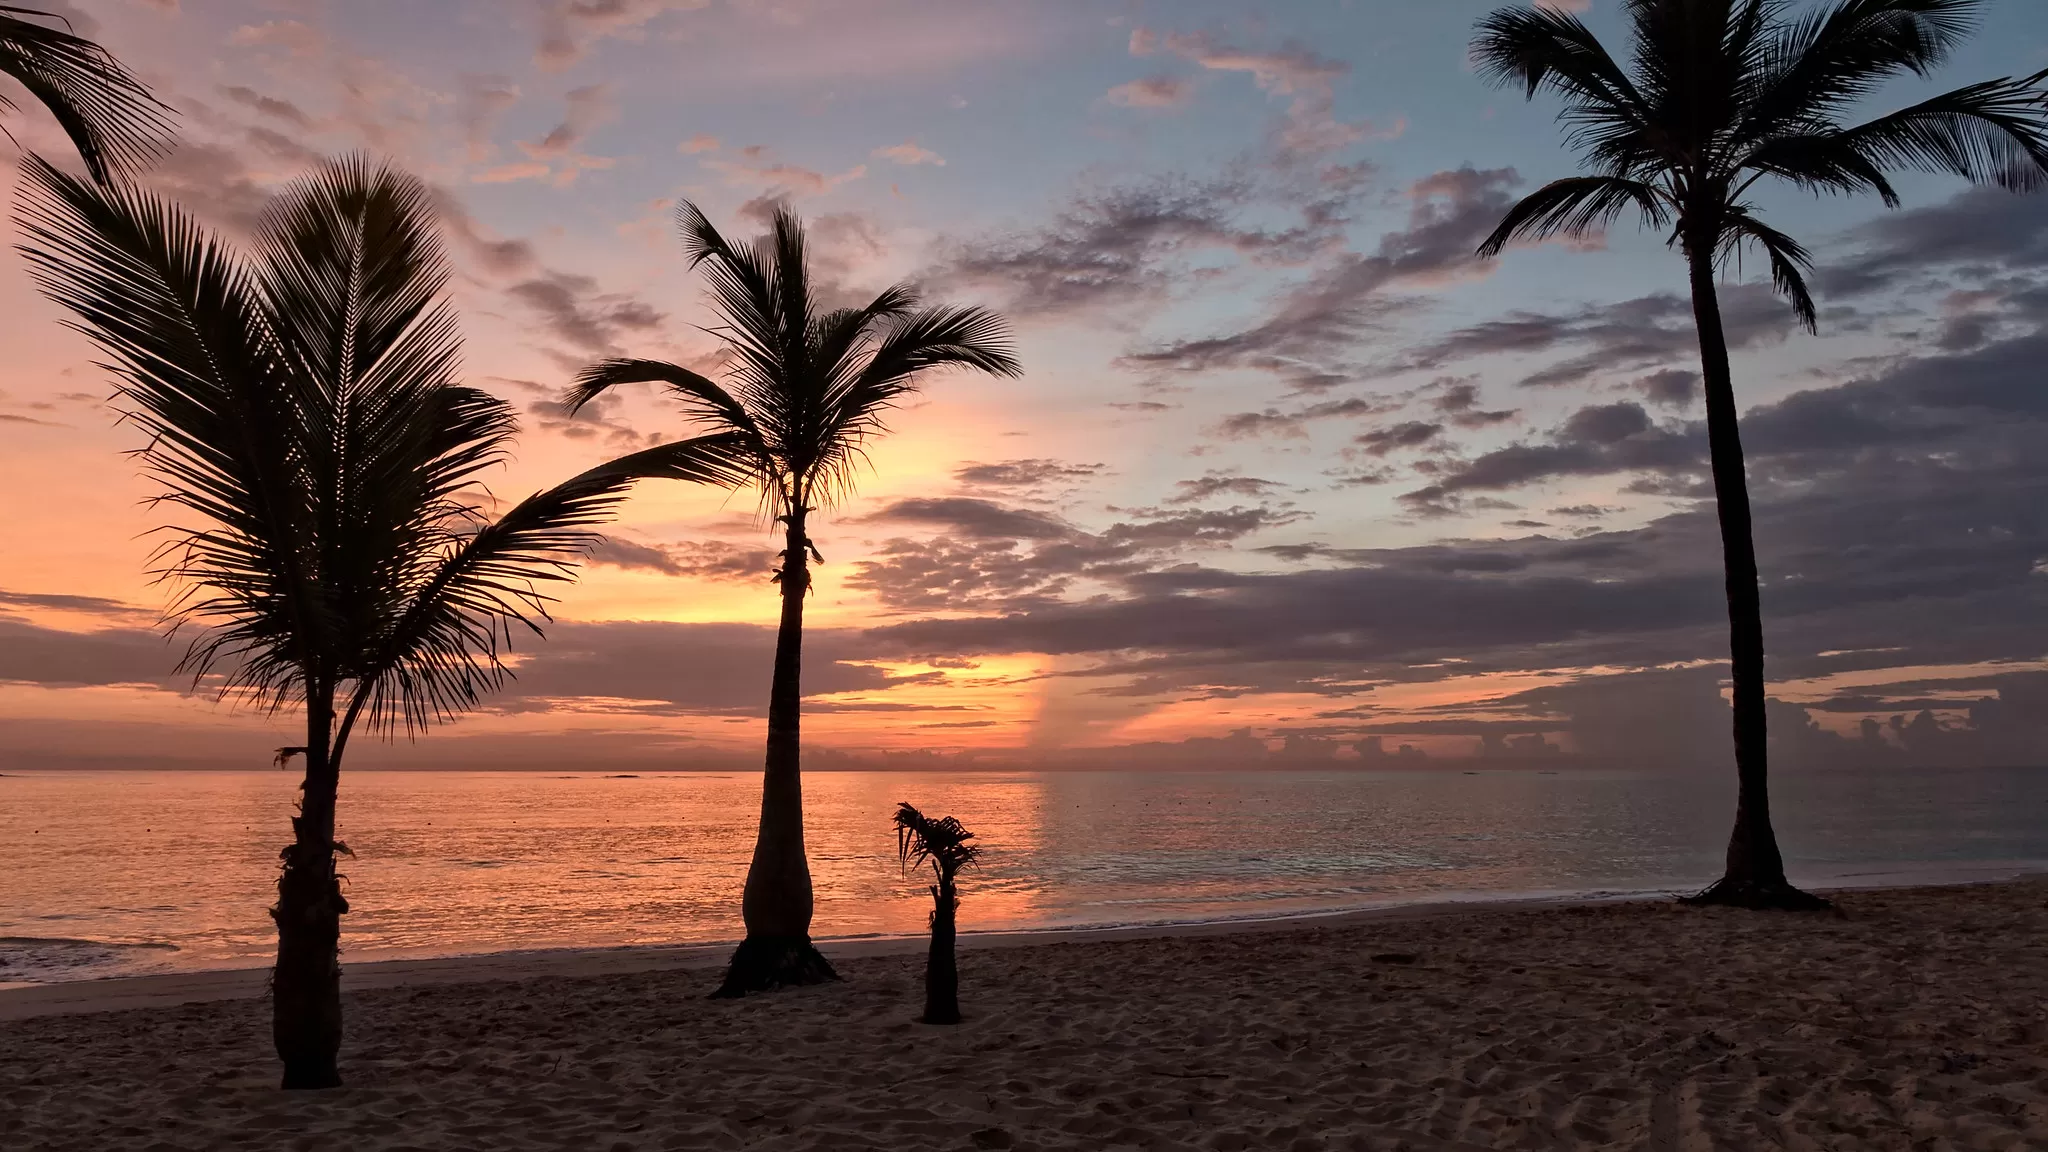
(702, 145), (867, 196)
(535, 0), (711, 71)
(227, 19), (326, 58)
(873, 141), (945, 167)
(1130, 27), (1371, 157)
(1106, 75), (1194, 110)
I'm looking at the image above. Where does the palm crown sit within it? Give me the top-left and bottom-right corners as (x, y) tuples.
(895, 802), (981, 884)
(565, 201), (1021, 525)
(1, 5), (172, 183)
(1473, 0), (2048, 329)
(15, 156), (709, 745)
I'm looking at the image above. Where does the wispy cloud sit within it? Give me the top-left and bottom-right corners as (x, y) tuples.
(873, 141), (945, 167)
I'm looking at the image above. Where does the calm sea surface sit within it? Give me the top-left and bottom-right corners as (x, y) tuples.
(3, 766), (2044, 985)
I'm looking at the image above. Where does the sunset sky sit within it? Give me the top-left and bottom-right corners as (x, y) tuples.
(2, 0), (2046, 771)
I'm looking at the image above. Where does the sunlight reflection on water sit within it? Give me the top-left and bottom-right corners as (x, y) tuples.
(1, 766), (2044, 982)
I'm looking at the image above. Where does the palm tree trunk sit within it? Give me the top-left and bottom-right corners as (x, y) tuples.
(714, 510), (840, 996)
(922, 878), (962, 1025)
(1678, 243), (1828, 912)
(272, 685), (348, 1088)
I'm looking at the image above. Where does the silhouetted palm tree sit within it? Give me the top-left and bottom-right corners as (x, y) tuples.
(16, 155), (733, 1088)
(1472, 0), (2048, 909)
(2, 6), (171, 183)
(565, 202), (1021, 997)
(894, 801), (981, 1025)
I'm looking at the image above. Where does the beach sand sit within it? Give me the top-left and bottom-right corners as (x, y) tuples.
(5, 880), (2047, 1151)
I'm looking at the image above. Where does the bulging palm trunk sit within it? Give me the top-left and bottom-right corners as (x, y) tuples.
(1679, 245), (1828, 913)
(714, 511), (840, 997)
(922, 878), (961, 1025)
(272, 691), (348, 1089)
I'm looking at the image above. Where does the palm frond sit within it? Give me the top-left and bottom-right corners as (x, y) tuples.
(254, 155), (456, 415)
(25, 151), (688, 766)
(563, 356), (765, 444)
(1739, 0), (1981, 142)
(894, 802), (980, 882)
(0, 6), (173, 183)
(1476, 175), (1671, 257)
(1622, 0), (1743, 148)
(809, 283), (921, 397)
(575, 203), (1018, 524)
(1471, 5), (1645, 108)
(766, 204), (817, 405)
(1472, 6), (1664, 174)
(340, 431), (751, 741)
(677, 200), (785, 413)
(1735, 131), (1902, 205)
(1828, 71), (2048, 192)
(1719, 208), (1818, 331)
(800, 304), (1020, 511)
(12, 154), (319, 702)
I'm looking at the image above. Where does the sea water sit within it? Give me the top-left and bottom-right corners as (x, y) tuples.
(3, 765), (2044, 985)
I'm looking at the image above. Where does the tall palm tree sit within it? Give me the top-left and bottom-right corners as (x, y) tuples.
(2, 6), (172, 183)
(15, 155), (735, 1088)
(565, 202), (1020, 996)
(893, 802), (981, 1025)
(1471, 0), (2048, 909)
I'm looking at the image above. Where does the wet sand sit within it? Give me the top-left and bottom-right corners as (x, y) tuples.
(5, 879), (2047, 1150)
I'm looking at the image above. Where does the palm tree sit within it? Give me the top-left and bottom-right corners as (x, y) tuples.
(893, 802), (981, 1026)
(1471, 0), (2048, 910)
(2, 6), (172, 183)
(565, 202), (1021, 996)
(15, 155), (736, 1088)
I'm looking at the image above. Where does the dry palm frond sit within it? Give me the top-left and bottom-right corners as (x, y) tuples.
(894, 801), (981, 883)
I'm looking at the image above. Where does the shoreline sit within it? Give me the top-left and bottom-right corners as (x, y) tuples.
(6, 860), (2041, 1022)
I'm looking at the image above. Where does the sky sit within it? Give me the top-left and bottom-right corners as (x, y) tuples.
(1, 0), (2046, 771)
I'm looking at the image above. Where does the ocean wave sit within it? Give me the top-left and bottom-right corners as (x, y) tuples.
(0, 937), (179, 984)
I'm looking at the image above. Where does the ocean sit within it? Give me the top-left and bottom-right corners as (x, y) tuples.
(3, 765), (2044, 986)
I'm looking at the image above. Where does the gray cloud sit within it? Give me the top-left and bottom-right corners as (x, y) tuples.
(0, 618), (180, 689)
(848, 316), (2048, 760)
(1119, 167), (1522, 392)
(1167, 473), (1284, 504)
(505, 270), (666, 356)
(499, 620), (925, 715)
(1819, 185), (2048, 299)
(1431, 378), (1521, 427)
(1356, 420), (1444, 456)
(951, 458), (1107, 498)
(586, 538), (779, 581)
(1212, 395), (1397, 441)
(933, 167), (1367, 319)
(220, 85), (315, 129)
(1401, 402), (1704, 515)
(861, 497), (1075, 541)
(519, 83), (613, 160)
(1394, 284), (1794, 390)
(849, 499), (1307, 613)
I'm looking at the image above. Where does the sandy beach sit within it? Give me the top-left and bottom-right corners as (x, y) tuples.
(5, 880), (2047, 1150)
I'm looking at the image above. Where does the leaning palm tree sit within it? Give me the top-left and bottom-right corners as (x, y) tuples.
(565, 202), (1021, 996)
(2, 6), (172, 183)
(1471, 0), (2048, 910)
(15, 155), (735, 1089)
(893, 802), (981, 1026)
